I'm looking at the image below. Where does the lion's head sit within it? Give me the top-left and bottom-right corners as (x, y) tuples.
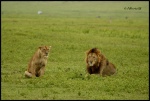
(86, 48), (102, 67)
(39, 46), (51, 58)
(85, 48), (116, 76)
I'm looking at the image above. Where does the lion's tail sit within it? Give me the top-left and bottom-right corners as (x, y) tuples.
(25, 71), (32, 78)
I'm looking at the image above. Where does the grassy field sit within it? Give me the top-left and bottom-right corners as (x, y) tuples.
(1, 1), (149, 100)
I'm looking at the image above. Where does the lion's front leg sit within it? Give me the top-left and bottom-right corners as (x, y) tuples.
(85, 66), (92, 78)
(99, 60), (107, 77)
(37, 66), (45, 77)
(99, 66), (104, 76)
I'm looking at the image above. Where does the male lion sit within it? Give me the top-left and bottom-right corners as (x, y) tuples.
(85, 48), (116, 77)
(24, 46), (51, 78)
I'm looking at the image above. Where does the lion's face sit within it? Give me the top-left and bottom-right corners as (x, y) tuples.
(87, 53), (99, 66)
(39, 46), (51, 58)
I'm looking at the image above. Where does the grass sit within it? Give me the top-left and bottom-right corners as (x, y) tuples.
(1, 1), (149, 100)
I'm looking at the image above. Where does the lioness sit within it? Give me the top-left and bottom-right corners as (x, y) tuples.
(85, 48), (116, 77)
(25, 46), (51, 78)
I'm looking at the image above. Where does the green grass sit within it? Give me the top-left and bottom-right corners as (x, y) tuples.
(1, 1), (149, 100)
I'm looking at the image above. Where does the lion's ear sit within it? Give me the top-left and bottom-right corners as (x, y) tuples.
(39, 46), (42, 50)
(97, 49), (101, 55)
(49, 46), (51, 49)
(96, 50), (101, 56)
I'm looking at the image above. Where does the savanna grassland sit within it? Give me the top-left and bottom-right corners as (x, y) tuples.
(1, 1), (149, 100)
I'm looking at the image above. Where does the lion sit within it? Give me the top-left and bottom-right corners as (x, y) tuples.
(85, 48), (116, 77)
(24, 46), (51, 78)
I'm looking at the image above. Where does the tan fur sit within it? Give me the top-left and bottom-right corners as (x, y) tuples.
(25, 46), (51, 78)
(85, 48), (116, 77)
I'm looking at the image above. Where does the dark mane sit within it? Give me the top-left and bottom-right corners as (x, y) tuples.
(86, 48), (101, 55)
(90, 48), (98, 53)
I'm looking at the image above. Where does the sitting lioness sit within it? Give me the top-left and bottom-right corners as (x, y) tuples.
(25, 46), (51, 78)
(85, 48), (116, 77)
